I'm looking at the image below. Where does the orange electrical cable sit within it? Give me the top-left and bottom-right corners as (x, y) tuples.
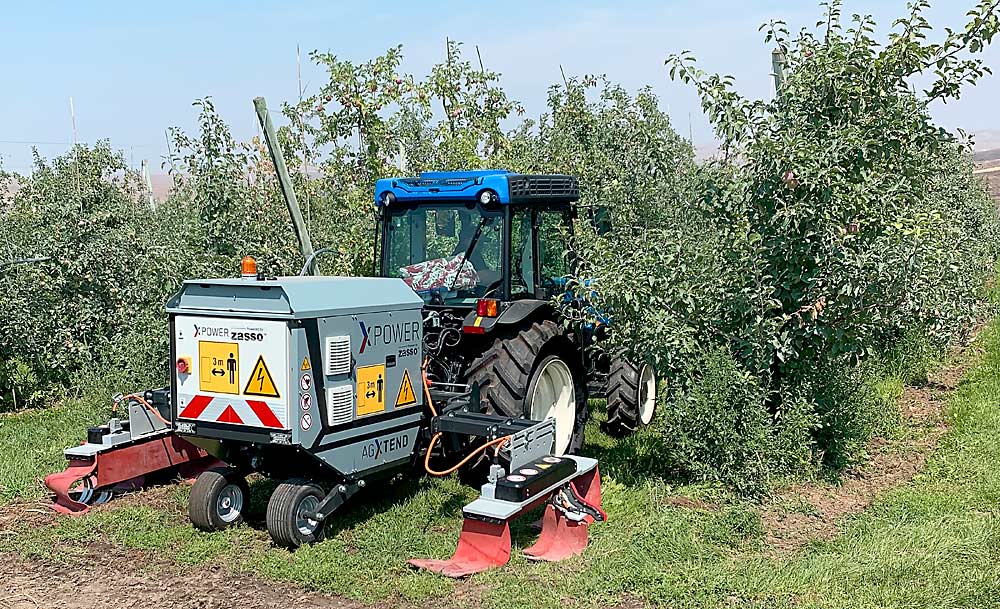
(121, 393), (172, 427)
(420, 364), (509, 476)
(423, 432), (510, 477)
(421, 358), (438, 417)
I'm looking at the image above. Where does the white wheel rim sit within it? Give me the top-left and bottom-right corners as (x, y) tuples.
(216, 484), (244, 523)
(638, 364), (656, 425)
(529, 358), (576, 455)
(296, 495), (320, 536)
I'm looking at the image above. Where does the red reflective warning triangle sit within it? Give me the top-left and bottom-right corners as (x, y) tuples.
(217, 404), (244, 425)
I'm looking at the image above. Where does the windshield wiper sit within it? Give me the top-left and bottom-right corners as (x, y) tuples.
(449, 217), (490, 291)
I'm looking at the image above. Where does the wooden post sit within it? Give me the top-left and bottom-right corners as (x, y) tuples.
(771, 46), (787, 93)
(253, 96), (318, 275)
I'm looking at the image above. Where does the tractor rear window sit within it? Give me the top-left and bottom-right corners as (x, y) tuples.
(386, 206), (502, 302)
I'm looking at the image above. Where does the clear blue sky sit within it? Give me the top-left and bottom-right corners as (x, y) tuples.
(2, 1), (997, 173)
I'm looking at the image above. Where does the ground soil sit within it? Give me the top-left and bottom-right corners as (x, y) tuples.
(760, 335), (981, 554)
(0, 551), (359, 609)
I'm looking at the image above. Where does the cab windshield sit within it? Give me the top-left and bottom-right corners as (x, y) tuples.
(383, 204), (503, 303)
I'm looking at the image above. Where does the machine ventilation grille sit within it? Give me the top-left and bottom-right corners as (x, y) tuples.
(327, 385), (354, 426)
(324, 335), (351, 376)
(507, 174), (579, 201)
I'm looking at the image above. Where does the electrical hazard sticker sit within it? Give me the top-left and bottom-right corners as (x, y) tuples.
(356, 364), (386, 416)
(301, 357), (311, 371)
(199, 341), (240, 395)
(395, 369), (418, 407)
(243, 355), (280, 398)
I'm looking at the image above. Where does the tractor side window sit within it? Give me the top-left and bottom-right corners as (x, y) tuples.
(537, 210), (571, 298)
(510, 209), (535, 298)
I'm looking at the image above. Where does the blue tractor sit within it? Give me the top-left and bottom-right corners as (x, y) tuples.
(372, 170), (657, 452)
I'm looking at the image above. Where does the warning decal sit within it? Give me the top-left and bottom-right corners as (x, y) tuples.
(301, 357), (311, 371)
(243, 355), (281, 398)
(356, 364), (386, 416)
(395, 369), (418, 407)
(199, 341), (240, 395)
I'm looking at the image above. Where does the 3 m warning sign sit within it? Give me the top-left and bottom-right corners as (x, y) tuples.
(199, 341), (240, 395)
(395, 369), (418, 407)
(243, 355), (280, 398)
(175, 316), (290, 430)
(356, 364), (386, 416)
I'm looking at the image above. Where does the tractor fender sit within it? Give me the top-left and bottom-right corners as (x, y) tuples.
(496, 300), (553, 325)
(461, 300), (553, 335)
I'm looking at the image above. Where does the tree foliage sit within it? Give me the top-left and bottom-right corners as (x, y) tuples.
(1, 1), (997, 495)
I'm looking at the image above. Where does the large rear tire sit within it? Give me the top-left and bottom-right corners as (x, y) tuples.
(465, 320), (587, 455)
(603, 359), (657, 438)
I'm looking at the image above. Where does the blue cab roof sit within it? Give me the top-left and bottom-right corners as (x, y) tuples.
(374, 170), (579, 206)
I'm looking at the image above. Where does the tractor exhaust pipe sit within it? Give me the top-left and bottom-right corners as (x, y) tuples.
(253, 96), (319, 276)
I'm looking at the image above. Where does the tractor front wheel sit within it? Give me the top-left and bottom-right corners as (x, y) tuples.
(603, 359), (657, 438)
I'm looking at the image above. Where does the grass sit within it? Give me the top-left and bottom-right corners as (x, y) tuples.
(0, 396), (109, 503)
(4, 320), (1000, 607)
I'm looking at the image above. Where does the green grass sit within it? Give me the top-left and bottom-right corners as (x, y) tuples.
(0, 396), (109, 503)
(5, 320), (1000, 607)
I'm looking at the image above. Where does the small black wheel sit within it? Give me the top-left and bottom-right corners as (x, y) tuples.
(603, 359), (657, 438)
(189, 467), (249, 531)
(266, 479), (326, 548)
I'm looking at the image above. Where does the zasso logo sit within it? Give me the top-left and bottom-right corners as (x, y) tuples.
(192, 325), (262, 341)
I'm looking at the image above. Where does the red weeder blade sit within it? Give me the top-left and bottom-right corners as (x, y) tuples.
(409, 466), (604, 577)
(45, 433), (217, 515)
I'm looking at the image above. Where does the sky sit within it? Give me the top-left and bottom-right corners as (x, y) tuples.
(2, 0), (999, 174)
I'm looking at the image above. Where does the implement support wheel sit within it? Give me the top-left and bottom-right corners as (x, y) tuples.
(266, 479), (326, 548)
(189, 467), (249, 531)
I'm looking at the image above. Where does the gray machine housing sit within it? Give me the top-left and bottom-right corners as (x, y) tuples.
(166, 276), (426, 483)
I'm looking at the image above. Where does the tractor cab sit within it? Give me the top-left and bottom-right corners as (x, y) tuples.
(374, 171), (580, 309)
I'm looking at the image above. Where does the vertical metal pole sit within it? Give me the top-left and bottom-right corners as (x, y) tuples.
(771, 47), (787, 94)
(253, 96), (318, 275)
(69, 96), (81, 212)
(142, 159), (155, 210)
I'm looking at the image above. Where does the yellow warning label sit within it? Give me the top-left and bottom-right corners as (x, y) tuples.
(356, 364), (386, 416)
(243, 355), (280, 398)
(199, 341), (240, 395)
(301, 357), (311, 371)
(395, 369), (418, 407)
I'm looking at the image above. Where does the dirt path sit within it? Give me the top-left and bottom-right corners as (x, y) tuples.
(761, 336), (980, 554)
(0, 549), (358, 609)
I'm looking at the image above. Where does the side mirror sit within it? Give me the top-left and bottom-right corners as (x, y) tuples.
(589, 206), (613, 236)
(435, 211), (456, 237)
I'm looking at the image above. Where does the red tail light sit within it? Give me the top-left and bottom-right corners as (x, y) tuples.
(476, 298), (499, 317)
